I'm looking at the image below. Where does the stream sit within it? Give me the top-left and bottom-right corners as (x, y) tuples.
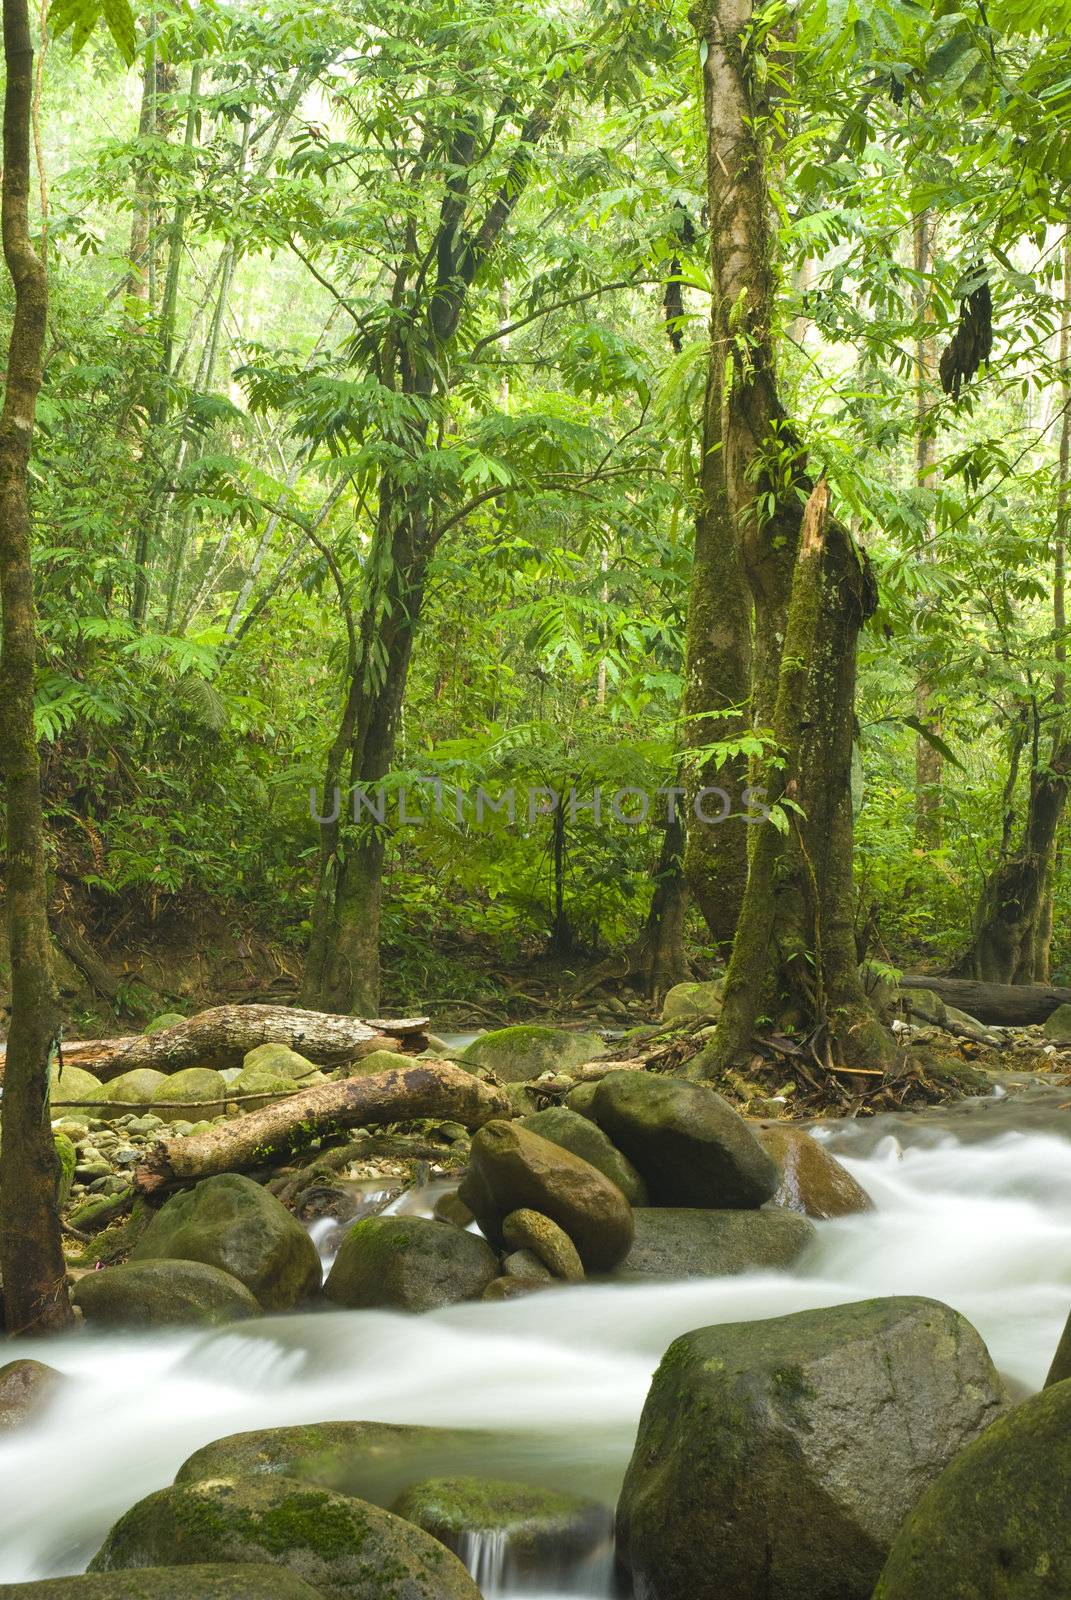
(2, 1079), (1070, 1595)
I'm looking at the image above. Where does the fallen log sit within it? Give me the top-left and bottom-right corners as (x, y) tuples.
(10, 1005), (430, 1083)
(899, 974), (1071, 1026)
(134, 1059), (511, 1192)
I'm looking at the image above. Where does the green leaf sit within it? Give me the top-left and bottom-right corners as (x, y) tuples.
(900, 716), (967, 772)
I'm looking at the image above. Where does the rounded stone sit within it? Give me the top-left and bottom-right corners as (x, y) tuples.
(394, 1475), (610, 1579)
(519, 1106), (648, 1205)
(612, 1207), (815, 1280)
(73, 1259), (262, 1328)
(502, 1209), (584, 1281)
(150, 1069), (228, 1123)
(661, 979), (724, 1021)
(460, 1026), (607, 1083)
(87, 1069), (169, 1111)
(144, 1013), (187, 1036)
(0, 1358), (62, 1430)
(241, 1042), (319, 1078)
(50, 1065), (104, 1116)
(0, 1566), (326, 1599)
(88, 1474), (481, 1600)
(324, 1215), (499, 1312)
(759, 1125), (874, 1218)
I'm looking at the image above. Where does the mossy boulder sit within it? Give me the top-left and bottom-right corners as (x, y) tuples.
(592, 1070), (778, 1209)
(176, 1421), (497, 1508)
(88, 1475), (481, 1600)
(0, 1567), (326, 1599)
(458, 1119), (633, 1271)
(874, 1377), (1071, 1599)
(50, 1065), (103, 1117)
(563, 1082), (599, 1120)
(616, 1296), (1007, 1600)
(73, 1259), (261, 1329)
(55, 1133), (77, 1206)
(232, 1063), (301, 1099)
(660, 979), (724, 1022)
(144, 1013), (187, 1036)
(87, 1069), (169, 1111)
(904, 986), (947, 1026)
(612, 1207), (814, 1280)
(460, 1025), (607, 1083)
(324, 1216), (498, 1312)
(759, 1125), (874, 1219)
(334, 1048), (408, 1079)
(0, 1358), (62, 1430)
(394, 1475), (609, 1582)
(519, 1106), (648, 1205)
(131, 1172), (322, 1310)
(1043, 1001), (1071, 1041)
(502, 1209), (583, 1281)
(241, 1043), (319, 1079)
(150, 1069), (227, 1123)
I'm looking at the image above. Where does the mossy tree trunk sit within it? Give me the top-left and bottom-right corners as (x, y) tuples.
(960, 234), (1071, 984)
(0, 0), (72, 1333)
(687, 0), (890, 1078)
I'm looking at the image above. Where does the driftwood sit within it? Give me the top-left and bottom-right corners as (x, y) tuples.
(134, 1059), (511, 1192)
(899, 974), (1071, 1026)
(7, 1005), (431, 1083)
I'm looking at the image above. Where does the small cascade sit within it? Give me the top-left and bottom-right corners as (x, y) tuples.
(457, 1518), (618, 1599)
(460, 1528), (511, 1595)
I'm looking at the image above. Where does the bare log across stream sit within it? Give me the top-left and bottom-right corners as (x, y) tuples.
(134, 1060), (510, 1192)
(8, 1005), (431, 1083)
(899, 974), (1071, 1026)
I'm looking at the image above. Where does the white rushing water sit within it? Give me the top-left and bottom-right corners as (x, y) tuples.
(2, 1092), (1070, 1595)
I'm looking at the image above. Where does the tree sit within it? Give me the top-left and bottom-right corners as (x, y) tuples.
(687, 0), (891, 1078)
(0, 0), (72, 1333)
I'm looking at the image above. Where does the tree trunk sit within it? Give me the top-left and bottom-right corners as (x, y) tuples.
(635, 811), (691, 1001)
(22, 1005), (430, 1082)
(912, 209), (943, 846)
(134, 1060), (511, 1191)
(961, 234), (1071, 982)
(898, 972), (1071, 1026)
(0, 0), (72, 1333)
(687, 0), (889, 1080)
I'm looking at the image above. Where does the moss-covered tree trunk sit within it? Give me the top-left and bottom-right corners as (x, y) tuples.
(961, 235), (1071, 984)
(687, 0), (890, 1078)
(0, 0), (72, 1333)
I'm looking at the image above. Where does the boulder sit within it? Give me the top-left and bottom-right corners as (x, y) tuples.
(660, 979), (724, 1022)
(324, 1216), (498, 1312)
(563, 1082), (598, 1120)
(333, 1047), (408, 1079)
(904, 986), (947, 1026)
(482, 1276), (545, 1300)
(502, 1208), (584, 1281)
(458, 1120), (633, 1271)
(1043, 1001), (1071, 1041)
(0, 1567), (325, 1599)
(394, 1475), (609, 1581)
(759, 1125), (873, 1218)
(242, 1043), (319, 1078)
(232, 1062), (301, 1098)
(592, 1071), (778, 1208)
(150, 1068), (227, 1122)
(501, 1248), (554, 1281)
(144, 1013), (187, 1036)
(176, 1421), (498, 1507)
(0, 1358), (61, 1430)
(50, 1065), (103, 1115)
(874, 1377), (1071, 1599)
(616, 1296), (1007, 1600)
(73, 1259), (261, 1329)
(1045, 1303), (1071, 1387)
(460, 1025), (607, 1083)
(612, 1207), (814, 1280)
(519, 1106), (648, 1205)
(88, 1474), (480, 1600)
(131, 1172), (322, 1310)
(87, 1069), (168, 1110)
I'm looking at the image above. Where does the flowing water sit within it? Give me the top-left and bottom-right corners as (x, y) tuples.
(2, 1081), (1070, 1596)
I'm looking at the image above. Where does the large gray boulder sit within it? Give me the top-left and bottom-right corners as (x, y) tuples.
(616, 1296), (1007, 1600)
(89, 1475), (481, 1600)
(130, 1173), (322, 1310)
(612, 1207), (814, 1280)
(0, 1568), (326, 1599)
(519, 1106), (648, 1205)
(759, 1125), (873, 1218)
(175, 1421), (497, 1507)
(874, 1377), (1071, 1599)
(0, 1358), (62, 1430)
(460, 1025), (606, 1083)
(458, 1119), (633, 1270)
(73, 1260), (261, 1329)
(592, 1070), (778, 1208)
(324, 1216), (499, 1311)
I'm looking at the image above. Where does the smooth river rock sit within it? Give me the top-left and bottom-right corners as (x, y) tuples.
(0, 1568), (326, 1599)
(88, 1474), (481, 1600)
(519, 1107), (648, 1205)
(611, 1207), (814, 1280)
(592, 1070), (778, 1208)
(131, 1172), (322, 1310)
(460, 1025), (607, 1083)
(616, 1296), (1007, 1600)
(324, 1215), (499, 1311)
(759, 1124), (874, 1218)
(73, 1259), (261, 1329)
(458, 1119), (633, 1270)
